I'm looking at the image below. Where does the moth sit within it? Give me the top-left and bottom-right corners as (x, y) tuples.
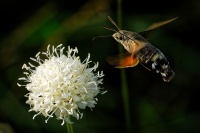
(104, 16), (176, 82)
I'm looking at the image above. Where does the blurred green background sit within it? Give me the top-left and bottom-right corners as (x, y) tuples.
(0, 0), (200, 133)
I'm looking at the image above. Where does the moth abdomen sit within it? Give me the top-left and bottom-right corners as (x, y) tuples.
(137, 44), (175, 82)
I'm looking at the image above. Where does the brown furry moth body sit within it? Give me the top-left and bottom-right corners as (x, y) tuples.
(104, 16), (176, 82)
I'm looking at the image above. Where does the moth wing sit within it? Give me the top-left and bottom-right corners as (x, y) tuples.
(107, 53), (139, 68)
(139, 17), (178, 38)
(146, 17), (178, 31)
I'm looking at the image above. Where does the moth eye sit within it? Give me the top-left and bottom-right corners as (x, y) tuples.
(118, 35), (123, 40)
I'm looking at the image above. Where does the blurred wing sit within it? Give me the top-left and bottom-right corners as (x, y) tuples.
(139, 17), (178, 38)
(107, 53), (139, 68)
(146, 17), (178, 31)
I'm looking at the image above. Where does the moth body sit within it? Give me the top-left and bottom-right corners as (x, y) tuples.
(104, 16), (176, 82)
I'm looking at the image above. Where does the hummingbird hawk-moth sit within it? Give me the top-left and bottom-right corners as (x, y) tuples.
(104, 16), (176, 82)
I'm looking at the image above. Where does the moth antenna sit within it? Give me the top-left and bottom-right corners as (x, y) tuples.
(102, 25), (118, 33)
(103, 25), (139, 46)
(108, 16), (121, 31)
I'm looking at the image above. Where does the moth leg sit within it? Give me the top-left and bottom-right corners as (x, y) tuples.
(140, 62), (151, 71)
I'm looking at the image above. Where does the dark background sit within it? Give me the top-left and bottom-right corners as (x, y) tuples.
(0, 0), (200, 133)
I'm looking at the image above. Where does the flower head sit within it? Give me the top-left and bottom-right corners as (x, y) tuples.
(18, 44), (105, 125)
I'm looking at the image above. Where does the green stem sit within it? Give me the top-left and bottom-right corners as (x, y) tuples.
(117, 0), (131, 132)
(66, 118), (74, 133)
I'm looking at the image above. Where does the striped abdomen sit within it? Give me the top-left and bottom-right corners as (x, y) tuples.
(137, 44), (175, 82)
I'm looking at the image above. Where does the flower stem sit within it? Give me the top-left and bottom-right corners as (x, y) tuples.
(66, 118), (74, 133)
(117, 0), (131, 132)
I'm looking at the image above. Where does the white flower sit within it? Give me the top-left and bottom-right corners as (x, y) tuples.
(17, 44), (105, 125)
